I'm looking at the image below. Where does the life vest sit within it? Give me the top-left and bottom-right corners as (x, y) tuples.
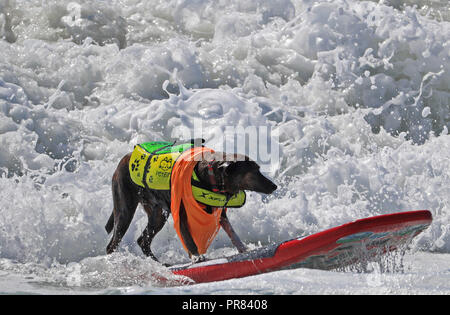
(128, 141), (246, 255)
(128, 141), (246, 208)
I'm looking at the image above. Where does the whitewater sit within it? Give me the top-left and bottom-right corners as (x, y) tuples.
(0, 0), (449, 294)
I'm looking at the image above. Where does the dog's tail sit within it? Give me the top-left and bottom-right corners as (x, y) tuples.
(105, 213), (114, 234)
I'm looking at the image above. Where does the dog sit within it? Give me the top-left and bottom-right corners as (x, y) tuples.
(105, 142), (277, 263)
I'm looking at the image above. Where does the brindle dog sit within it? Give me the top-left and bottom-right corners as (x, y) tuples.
(105, 150), (277, 262)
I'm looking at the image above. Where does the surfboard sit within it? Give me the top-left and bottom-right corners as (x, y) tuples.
(169, 210), (432, 283)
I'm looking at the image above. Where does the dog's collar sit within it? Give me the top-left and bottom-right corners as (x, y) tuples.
(206, 161), (226, 194)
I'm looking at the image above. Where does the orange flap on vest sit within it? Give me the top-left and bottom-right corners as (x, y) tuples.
(170, 147), (224, 255)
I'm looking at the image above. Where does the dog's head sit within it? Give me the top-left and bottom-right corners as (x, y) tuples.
(196, 152), (277, 195)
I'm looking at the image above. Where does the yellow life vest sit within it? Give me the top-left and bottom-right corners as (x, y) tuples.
(128, 141), (246, 208)
(129, 142), (182, 190)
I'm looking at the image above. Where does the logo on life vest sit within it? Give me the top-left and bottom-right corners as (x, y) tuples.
(199, 191), (223, 202)
(159, 156), (173, 172)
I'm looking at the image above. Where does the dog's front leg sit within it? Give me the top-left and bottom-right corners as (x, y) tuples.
(220, 212), (247, 253)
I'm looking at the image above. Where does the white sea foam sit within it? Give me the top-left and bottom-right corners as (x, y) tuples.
(0, 0), (449, 293)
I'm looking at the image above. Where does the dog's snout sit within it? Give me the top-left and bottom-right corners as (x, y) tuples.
(256, 173), (277, 194)
(263, 180), (277, 194)
(269, 182), (277, 193)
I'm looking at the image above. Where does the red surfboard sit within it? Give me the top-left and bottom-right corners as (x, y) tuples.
(169, 210), (432, 283)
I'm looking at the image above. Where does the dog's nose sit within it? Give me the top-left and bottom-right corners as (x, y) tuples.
(263, 181), (277, 194)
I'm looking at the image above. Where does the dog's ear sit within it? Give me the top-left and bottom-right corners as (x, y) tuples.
(223, 161), (239, 176)
(222, 155), (253, 177)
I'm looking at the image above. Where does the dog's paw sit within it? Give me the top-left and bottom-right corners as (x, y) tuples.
(191, 254), (207, 264)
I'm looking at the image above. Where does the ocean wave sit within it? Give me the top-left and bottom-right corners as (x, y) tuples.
(0, 0), (449, 269)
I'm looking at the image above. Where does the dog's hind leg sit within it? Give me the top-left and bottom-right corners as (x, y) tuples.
(106, 187), (138, 254)
(137, 205), (168, 261)
(106, 159), (139, 254)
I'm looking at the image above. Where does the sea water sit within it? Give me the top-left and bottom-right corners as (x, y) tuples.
(0, 0), (449, 294)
